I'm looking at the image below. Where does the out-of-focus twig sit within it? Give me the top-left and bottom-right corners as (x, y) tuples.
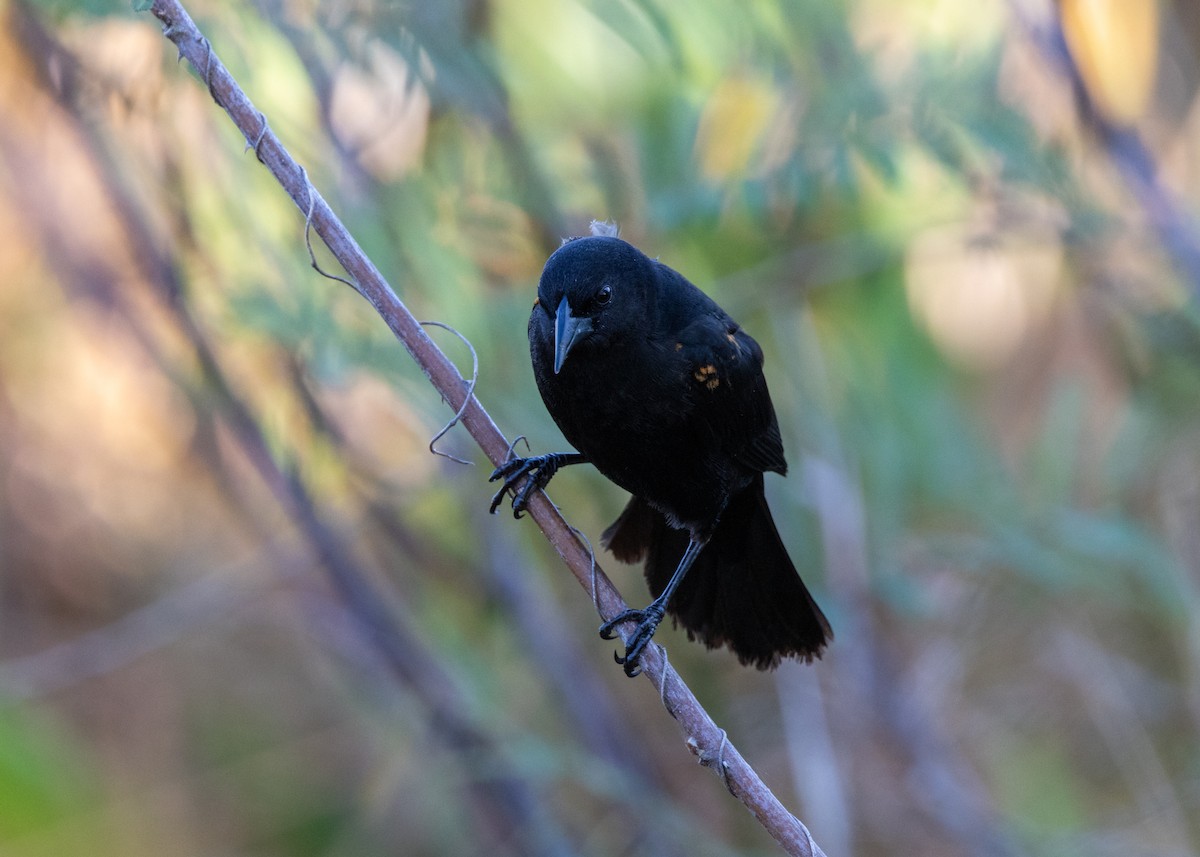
(144, 1), (827, 853)
(1005, 0), (1200, 296)
(5, 5), (576, 853)
(1051, 629), (1193, 853)
(805, 450), (1024, 857)
(776, 664), (852, 857)
(0, 560), (267, 701)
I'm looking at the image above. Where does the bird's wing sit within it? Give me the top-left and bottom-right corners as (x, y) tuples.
(676, 312), (788, 476)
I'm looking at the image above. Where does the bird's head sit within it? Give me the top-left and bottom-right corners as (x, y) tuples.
(536, 236), (657, 374)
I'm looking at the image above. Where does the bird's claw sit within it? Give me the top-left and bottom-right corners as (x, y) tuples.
(599, 605), (665, 678)
(488, 456), (543, 518)
(487, 458), (534, 516)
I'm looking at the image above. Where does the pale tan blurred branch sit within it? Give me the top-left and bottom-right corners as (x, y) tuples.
(145, 1), (827, 853)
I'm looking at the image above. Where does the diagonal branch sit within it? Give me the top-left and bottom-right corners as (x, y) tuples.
(1005, 0), (1200, 296)
(145, 2), (827, 854)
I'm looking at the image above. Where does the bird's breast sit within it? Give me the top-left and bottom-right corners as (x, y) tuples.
(531, 337), (740, 530)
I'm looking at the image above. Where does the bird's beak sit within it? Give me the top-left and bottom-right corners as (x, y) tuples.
(554, 296), (593, 374)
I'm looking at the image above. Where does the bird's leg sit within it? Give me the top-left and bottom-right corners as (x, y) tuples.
(488, 452), (587, 517)
(599, 536), (708, 677)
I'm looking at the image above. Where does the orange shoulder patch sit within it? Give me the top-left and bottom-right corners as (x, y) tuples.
(693, 364), (720, 390)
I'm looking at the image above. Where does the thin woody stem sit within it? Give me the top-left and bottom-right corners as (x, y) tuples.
(145, 2), (826, 854)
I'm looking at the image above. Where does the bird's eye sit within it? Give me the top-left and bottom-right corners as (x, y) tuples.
(596, 285), (613, 306)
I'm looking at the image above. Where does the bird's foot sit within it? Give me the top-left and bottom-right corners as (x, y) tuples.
(488, 453), (569, 518)
(599, 604), (666, 678)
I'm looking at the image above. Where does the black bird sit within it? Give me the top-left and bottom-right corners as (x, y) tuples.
(491, 233), (831, 676)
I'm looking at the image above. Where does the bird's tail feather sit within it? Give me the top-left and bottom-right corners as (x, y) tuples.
(601, 478), (831, 669)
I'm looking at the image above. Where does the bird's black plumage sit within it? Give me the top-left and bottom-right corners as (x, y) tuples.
(491, 234), (831, 674)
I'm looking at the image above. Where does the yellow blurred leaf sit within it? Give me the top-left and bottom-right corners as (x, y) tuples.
(695, 75), (778, 180)
(1060, 0), (1159, 125)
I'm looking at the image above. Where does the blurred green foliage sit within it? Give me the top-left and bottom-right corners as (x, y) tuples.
(0, 710), (98, 841)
